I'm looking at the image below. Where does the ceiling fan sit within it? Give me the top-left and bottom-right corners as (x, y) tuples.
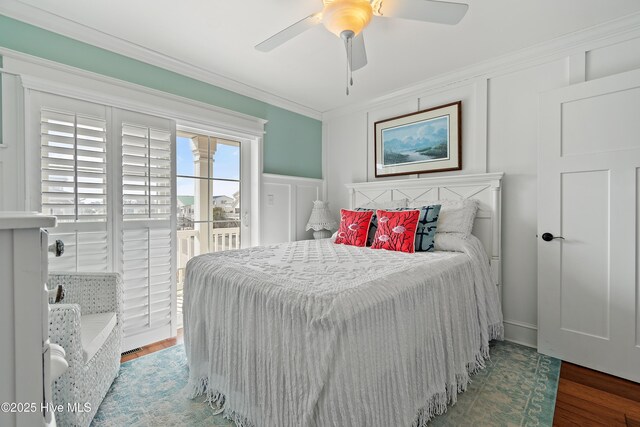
(255, 0), (469, 94)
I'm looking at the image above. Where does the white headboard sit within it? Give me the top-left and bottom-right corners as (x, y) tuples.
(345, 172), (504, 288)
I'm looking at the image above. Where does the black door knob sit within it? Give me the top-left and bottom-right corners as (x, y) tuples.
(541, 233), (564, 242)
(48, 239), (65, 257)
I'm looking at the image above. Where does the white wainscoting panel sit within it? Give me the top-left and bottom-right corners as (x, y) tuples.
(325, 111), (368, 219)
(417, 80), (487, 176)
(486, 58), (568, 347)
(261, 181), (291, 245)
(261, 173), (325, 244)
(586, 36), (640, 81)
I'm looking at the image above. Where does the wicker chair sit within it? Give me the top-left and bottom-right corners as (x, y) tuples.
(48, 273), (123, 427)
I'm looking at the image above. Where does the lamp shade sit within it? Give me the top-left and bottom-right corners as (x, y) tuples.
(322, 0), (373, 37)
(305, 200), (338, 231)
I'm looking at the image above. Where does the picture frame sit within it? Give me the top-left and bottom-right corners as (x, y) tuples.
(374, 101), (461, 177)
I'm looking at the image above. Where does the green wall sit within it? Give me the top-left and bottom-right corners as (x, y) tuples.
(0, 15), (322, 179)
(0, 55), (3, 145)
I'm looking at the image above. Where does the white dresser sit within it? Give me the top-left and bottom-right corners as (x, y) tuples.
(0, 213), (57, 427)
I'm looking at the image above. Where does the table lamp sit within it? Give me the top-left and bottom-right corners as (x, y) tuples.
(305, 200), (338, 239)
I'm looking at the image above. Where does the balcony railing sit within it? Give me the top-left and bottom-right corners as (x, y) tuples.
(176, 226), (240, 326)
(177, 226), (240, 281)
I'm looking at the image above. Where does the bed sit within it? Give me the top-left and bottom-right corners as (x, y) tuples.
(184, 173), (504, 426)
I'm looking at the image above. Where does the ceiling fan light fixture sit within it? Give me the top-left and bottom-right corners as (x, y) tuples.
(322, 0), (373, 37)
(256, 0), (469, 95)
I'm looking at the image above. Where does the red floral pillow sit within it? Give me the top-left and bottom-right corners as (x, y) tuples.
(371, 209), (420, 253)
(334, 209), (374, 247)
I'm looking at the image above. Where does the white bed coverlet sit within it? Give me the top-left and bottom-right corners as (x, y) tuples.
(184, 235), (503, 427)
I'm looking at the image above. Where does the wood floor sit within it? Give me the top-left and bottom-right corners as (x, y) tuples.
(120, 328), (183, 363)
(554, 362), (640, 426)
(121, 333), (640, 425)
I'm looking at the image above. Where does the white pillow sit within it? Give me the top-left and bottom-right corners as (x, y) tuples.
(409, 199), (478, 237)
(434, 232), (487, 254)
(434, 232), (468, 252)
(357, 198), (407, 210)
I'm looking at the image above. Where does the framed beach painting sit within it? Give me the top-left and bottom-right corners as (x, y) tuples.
(374, 101), (461, 177)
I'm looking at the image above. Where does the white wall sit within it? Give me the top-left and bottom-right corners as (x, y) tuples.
(323, 19), (640, 348)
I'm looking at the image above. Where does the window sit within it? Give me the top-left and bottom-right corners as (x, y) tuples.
(176, 131), (241, 252)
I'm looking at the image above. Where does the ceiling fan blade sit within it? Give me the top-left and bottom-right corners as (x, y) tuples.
(377, 0), (468, 25)
(350, 33), (368, 71)
(255, 13), (322, 52)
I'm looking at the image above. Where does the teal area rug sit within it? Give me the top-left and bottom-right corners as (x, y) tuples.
(92, 341), (560, 426)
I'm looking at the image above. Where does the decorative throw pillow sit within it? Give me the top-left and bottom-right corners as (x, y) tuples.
(354, 207), (401, 247)
(334, 209), (374, 247)
(354, 200), (408, 246)
(397, 204), (441, 252)
(371, 209), (421, 253)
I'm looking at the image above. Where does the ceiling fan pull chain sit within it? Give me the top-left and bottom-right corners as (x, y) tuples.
(345, 33), (351, 95)
(346, 58), (349, 95)
(341, 30), (356, 95)
(349, 37), (354, 87)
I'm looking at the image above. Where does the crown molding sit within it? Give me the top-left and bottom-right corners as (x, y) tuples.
(2, 49), (267, 138)
(0, 1), (323, 121)
(322, 12), (640, 121)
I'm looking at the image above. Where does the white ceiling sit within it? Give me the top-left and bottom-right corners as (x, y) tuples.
(6, 0), (640, 113)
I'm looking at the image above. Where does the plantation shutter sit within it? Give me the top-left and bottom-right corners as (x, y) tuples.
(117, 110), (176, 350)
(33, 93), (177, 351)
(37, 94), (111, 272)
(122, 124), (172, 220)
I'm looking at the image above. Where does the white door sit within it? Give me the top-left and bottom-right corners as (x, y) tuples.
(538, 68), (640, 382)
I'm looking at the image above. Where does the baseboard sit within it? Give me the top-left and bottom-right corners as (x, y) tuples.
(503, 319), (538, 349)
